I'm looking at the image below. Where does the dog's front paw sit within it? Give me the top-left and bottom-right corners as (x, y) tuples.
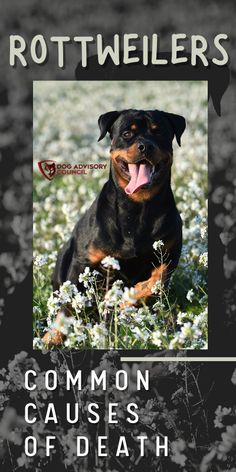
(42, 329), (65, 348)
(120, 282), (149, 309)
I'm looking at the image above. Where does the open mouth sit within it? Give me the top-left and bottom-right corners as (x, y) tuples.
(116, 157), (161, 194)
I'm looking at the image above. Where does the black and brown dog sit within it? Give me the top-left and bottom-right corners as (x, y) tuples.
(43, 109), (185, 346)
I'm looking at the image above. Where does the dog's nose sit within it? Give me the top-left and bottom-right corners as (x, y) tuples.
(138, 142), (146, 153)
(138, 142), (154, 154)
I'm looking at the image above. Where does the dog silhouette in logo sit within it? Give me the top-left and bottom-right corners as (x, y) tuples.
(44, 162), (56, 177)
(38, 160), (56, 180)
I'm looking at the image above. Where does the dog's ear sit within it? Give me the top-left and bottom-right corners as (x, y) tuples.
(161, 112), (186, 146)
(98, 111), (121, 141)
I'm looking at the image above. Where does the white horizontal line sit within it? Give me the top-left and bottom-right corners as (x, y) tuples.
(120, 357), (236, 362)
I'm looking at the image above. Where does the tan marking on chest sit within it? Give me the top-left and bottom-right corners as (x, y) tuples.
(88, 245), (107, 264)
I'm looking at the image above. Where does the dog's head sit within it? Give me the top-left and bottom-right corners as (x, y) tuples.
(98, 109), (186, 200)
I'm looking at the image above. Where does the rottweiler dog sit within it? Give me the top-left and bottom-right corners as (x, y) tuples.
(43, 109), (185, 346)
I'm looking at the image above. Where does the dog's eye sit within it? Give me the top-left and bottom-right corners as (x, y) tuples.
(151, 128), (162, 137)
(122, 130), (133, 139)
(151, 126), (160, 133)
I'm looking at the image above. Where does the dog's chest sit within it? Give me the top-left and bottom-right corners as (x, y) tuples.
(117, 226), (152, 258)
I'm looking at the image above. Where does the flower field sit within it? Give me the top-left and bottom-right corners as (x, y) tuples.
(33, 80), (208, 350)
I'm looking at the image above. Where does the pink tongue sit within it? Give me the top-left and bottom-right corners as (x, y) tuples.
(125, 163), (152, 194)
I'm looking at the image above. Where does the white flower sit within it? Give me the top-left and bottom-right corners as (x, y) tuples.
(59, 281), (78, 303)
(131, 326), (150, 342)
(151, 280), (162, 294)
(71, 292), (88, 312)
(78, 266), (98, 288)
(186, 289), (194, 303)
(101, 256), (120, 271)
(119, 305), (138, 320)
(179, 322), (201, 344)
(33, 337), (44, 349)
(85, 286), (96, 302)
(122, 287), (137, 305)
(60, 281), (77, 295)
(17, 454), (27, 467)
(152, 330), (162, 347)
(53, 312), (74, 335)
(47, 293), (61, 316)
(104, 280), (124, 307)
(177, 312), (187, 325)
(34, 254), (48, 267)
(214, 405), (232, 429)
(171, 439), (187, 466)
(199, 252), (208, 267)
(153, 240), (164, 251)
(64, 327), (87, 347)
(90, 322), (108, 348)
(200, 225), (207, 239)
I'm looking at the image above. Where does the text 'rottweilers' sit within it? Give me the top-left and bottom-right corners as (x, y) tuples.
(9, 33), (229, 68)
